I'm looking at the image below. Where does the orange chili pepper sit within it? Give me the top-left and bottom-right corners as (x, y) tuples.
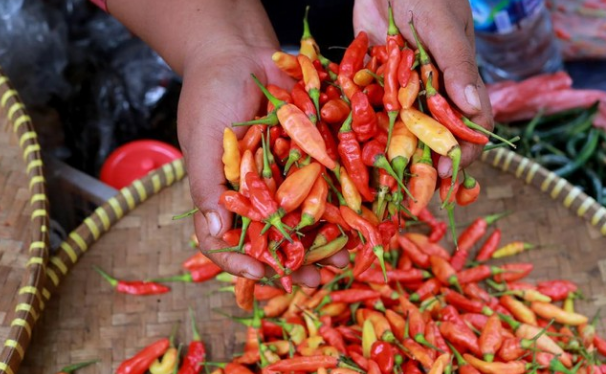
(398, 70), (420, 110)
(238, 150), (258, 198)
(400, 107), (461, 205)
(299, 6), (319, 61)
(234, 277), (256, 311)
(406, 233), (451, 260)
(406, 144), (437, 216)
(271, 51), (302, 80)
(337, 74), (362, 102)
(499, 295), (537, 326)
(479, 314), (503, 362)
(387, 119), (418, 179)
(252, 75), (336, 170)
(353, 69), (375, 87)
(463, 353), (526, 374)
(456, 170), (481, 206)
(320, 99), (350, 124)
(530, 301), (588, 326)
(275, 162), (321, 214)
(298, 54), (321, 117)
(296, 176), (328, 230)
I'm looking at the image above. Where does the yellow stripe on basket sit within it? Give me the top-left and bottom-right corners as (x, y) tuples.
(50, 256), (68, 275)
(8, 102), (24, 120)
(13, 114), (32, 133)
(5, 339), (25, 359)
(11, 318), (32, 337)
(491, 148), (505, 167)
(41, 224), (47, 233)
(22, 143), (40, 160)
(19, 130), (36, 147)
(46, 267), (60, 286)
(501, 150), (515, 171)
(29, 241), (45, 251)
(15, 303), (38, 320)
(577, 198), (594, 217)
(541, 171), (556, 192)
(1, 89), (18, 107)
(26, 159), (43, 174)
(163, 163), (175, 185)
(174, 159), (185, 179)
(60, 241), (78, 263)
(563, 186), (582, 208)
(525, 163), (540, 184)
(31, 209), (47, 220)
(0, 76), (8, 86)
(133, 179), (148, 202)
(592, 207), (606, 226)
(0, 362), (15, 374)
(30, 193), (46, 204)
(152, 174), (161, 193)
(42, 288), (50, 300)
(28, 175), (45, 190)
(95, 206), (111, 231)
(18, 287), (44, 309)
(121, 187), (136, 210)
(516, 157), (529, 178)
(26, 257), (44, 267)
(84, 217), (100, 240)
(601, 222), (606, 236)
(69, 232), (88, 251)
(108, 197), (124, 219)
(550, 178), (568, 199)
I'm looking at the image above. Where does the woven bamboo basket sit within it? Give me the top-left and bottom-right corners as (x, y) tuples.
(1, 66), (605, 372)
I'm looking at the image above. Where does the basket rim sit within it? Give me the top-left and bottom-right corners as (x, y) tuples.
(0, 68), (50, 374)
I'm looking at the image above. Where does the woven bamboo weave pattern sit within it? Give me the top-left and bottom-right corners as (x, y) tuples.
(19, 156), (606, 372)
(0, 68), (50, 374)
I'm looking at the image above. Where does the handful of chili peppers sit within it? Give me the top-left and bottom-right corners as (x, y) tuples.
(196, 3), (520, 300)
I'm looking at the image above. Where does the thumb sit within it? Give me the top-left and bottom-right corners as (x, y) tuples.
(177, 56), (268, 278)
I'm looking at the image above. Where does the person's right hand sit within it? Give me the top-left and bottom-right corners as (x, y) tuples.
(174, 3), (349, 288)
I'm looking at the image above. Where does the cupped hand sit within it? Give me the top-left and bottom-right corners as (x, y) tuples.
(354, 0), (494, 177)
(177, 29), (349, 288)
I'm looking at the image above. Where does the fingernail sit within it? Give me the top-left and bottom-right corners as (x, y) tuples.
(464, 85), (481, 111)
(241, 269), (263, 280)
(437, 157), (453, 178)
(205, 211), (222, 237)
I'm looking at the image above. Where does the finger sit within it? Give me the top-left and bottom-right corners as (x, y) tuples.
(318, 249), (350, 268)
(291, 265), (321, 288)
(195, 213), (265, 280)
(353, 1), (388, 46)
(437, 140), (483, 178)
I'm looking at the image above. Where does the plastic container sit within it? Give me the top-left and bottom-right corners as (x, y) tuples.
(470, 0), (563, 83)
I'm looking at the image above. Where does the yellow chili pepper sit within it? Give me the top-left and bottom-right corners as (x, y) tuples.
(303, 311), (321, 337)
(266, 340), (291, 356)
(387, 119), (418, 180)
(271, 51), (303, 80)
(531, 301), (588, 326)
(299, 6), (319, 61)
(428, 353), (451, 374)
(149, 347), (178, 374)
(492, 241), (536, 259)
(400, 107), (461, 205)
(398, 70), (420, 109)
(298, 54), (321, 117)
(512, 289), (552, 303)
(339, 166), (362, 214)
(563, 293), (575, 314)
(362, 318), (377, 358)
(263, 292), (296, 318)
(319, 302), (348, 317)
(222, 127), (241, 189)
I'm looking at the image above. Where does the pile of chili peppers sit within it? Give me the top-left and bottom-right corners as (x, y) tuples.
(100, 6), (606, 373)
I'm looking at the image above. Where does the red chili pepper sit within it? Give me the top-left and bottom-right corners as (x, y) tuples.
(594, 335), (606, 356)
(117, 338), (170, 374)
(457, 212), (508, 252)
(266, 84), (293, 113)
(370, 341), (394, 374)
(450, 248), (469, 272)
(536, 280), (578, 301)
(321, 203), (352, 231)
(317, 121), (339, 162)
(370, 45), (388, 64)
(338, 74), (362, 102)
(356, 267), (429, 284)
(245, 172), (292, 242)
(246, 221), (267, 259)
(462, 313), (488, 332)
(182, 252), (212, 271)
(150, 262), (223, 284)
(276, 162), (322, 214)
(339, 31), (368, 79)
(321, 99), (350, 124)
(462, 283), (499, 309)
(266, 355), (343, 372)
(292, 82), (318, 124)
(178, 310), (206, 374)
(94, 267), (170, 295)
(425, 74), (489, 145)
(478, 314), (503, 362)
(363, 83), (384, 108)
(238, 125), (264, 155)
(474, 229), (502, 262)
(283, 239), (305, 272)
(493, 263), (534, 283)
(496, 337), (525, 361)
(443, 288), (492, 315)
(319, 325), (347, 354)
(409, 278), (441, 302)
(254, 284), (284, 301)
(361, 139), (409, 195)
(337, 112), (374, 202)
(439, 321), (481, 356)
(383, 38), (402, 152)
(457, 265), (499, 285)
(397, 47), (415, 87)
(351, 91), (378, 142)
(397, 234), (429, 269)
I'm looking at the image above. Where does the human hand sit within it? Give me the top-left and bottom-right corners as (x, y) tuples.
(353, 0), (494, 178)
(176, 6), (348, 288)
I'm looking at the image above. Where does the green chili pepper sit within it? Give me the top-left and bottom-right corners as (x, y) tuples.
(554, 128), (600, 178)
